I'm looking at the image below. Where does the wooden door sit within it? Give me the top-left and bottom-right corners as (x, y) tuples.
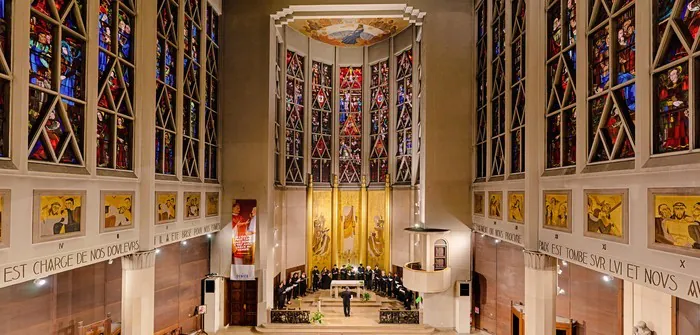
(229, 279), (258, 326)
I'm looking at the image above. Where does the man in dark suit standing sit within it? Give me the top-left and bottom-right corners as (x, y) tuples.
(340, 287), (353, 317)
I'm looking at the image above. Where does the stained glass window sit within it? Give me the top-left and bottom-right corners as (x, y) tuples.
(29, 0), (87, 165)
(155, 0), (178, 175)
(587, 0), (635, 162)
(285, 50), (305, 184)
(97, 0), (135, 170)
(369, 60), (389, 183)
(545, 0), (577, 169)
(0, 0), (11, 159)
(511, 0), (526, 174)
(652, 0), (698, 154)
(311, 61), (333, 184)
(204, 4), (219, 180)
(339, 66), (362, 184)
(396, 50), (412, 184)
(475, 0), (487, 179)
(274, 40), (281, 184)
(182, 0), (202, 178)
(415, 42), (423, 185)
(491, 0), (506, 176)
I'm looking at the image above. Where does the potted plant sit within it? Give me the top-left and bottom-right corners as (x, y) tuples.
(311, 311), (325, 325)
(361, 292), (371, 302)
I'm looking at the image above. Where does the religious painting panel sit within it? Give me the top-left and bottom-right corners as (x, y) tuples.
(584, 189), (628, 244)
(286, 18), (411, 47)
(507, 191), (524, 224)
(543, 190), (572, 233)
(33, 190), (86, 243)
(367, 190), (389, 271)
(648, 188), (700, 257)
(474, 191), (485, 216)
(232, 199), (256, 280)
(184, 192), (201, 220)
(100, 190), (134, 233)
(488, 191), (503, 220)
(0, 190), (9, 249)
(205, 191), (219, 217)
(155, 191), (177, 224)
(338, 189), (361, 265)
(310, 190), (332, 272)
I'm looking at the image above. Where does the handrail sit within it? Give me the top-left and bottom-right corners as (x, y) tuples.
(403, 262), (449, 272)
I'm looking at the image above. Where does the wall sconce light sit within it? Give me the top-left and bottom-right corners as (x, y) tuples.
(34, 278), (47, 287)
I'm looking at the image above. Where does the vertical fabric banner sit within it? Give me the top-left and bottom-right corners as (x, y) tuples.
(231, 199), (256, 280)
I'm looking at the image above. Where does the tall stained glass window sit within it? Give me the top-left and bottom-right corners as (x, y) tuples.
(491, 0), (506, 176)
(274, 41), (281, 184)
(204, 4), (219, 180)
(475, 0), (488, 179)
(29, 0), (87, 165)
(369, 60), (389, 183)
(310, 61), (332, 183)
(396, 50), (412, 184)
(0, 0), (11, 159)
(587, 0), (635, 162)
(285, 50), (305, 184)
(511, 0), (526, 173)
(155, 0), (178, 175)
(545, 0), (577, 169)
(182, 0), (202, 178)
(339, 66), (362, 184)
(653, 0), (698, 154)
(97, 0), (135, 170)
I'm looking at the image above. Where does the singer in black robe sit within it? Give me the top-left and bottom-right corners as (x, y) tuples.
(276, 282), (286, 309)
(312, 266), (320, 292)
(285, 277), (294, 304)
(300, 273), (308, 296)
(331, 265), (339, 280)
(364, 266), (373, 289)
(340, 266), (347, 280)
(393, 274), (402, 299)
(321, 267), (331, 289)
(386, 273), (393, 297)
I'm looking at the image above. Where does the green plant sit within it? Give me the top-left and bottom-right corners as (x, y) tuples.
(361, 292), (371, 302)
(311, 311), (325, 324)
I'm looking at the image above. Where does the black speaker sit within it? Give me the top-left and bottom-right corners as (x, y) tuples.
(205, 280), (216, 293)
(459, 283), (470, 297)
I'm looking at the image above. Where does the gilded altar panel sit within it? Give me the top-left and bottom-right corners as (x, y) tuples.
(338, 189), (361, 266)
(367, 189), (389, 270)
(310, 190), (333, 271)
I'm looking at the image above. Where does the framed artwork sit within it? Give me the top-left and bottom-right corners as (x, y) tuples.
(0, 190), (10, 248)
(584, 189), (628, 244)
(155, 192), (177, 224)
(184, 192), (201, 220)
(206, 192), (220, 217)
(33, 190), (87, 243)
(100, 191), (135, 233)
(648, 188), (700, 257)
(508, 191), (525, 224)
(488, 191), (503, 220)
(474, 191), (485, 216)
(542, 190), (572, 233)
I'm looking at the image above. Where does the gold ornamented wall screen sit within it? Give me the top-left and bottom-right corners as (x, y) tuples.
(306, 176), (391, 274)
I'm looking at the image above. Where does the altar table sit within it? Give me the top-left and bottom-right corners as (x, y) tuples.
(330, 280), (364, 298)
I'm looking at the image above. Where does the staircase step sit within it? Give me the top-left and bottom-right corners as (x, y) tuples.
(255, 323), (435, 334)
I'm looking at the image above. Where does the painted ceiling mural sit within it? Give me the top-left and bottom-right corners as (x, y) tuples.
(288, 18), (411, 47)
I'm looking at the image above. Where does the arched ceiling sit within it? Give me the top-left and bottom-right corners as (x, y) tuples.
(287, 18), (411, 47)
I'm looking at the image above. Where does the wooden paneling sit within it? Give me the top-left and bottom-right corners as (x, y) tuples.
(675, 297), (700, 335)
(474, 233), (498, 333)
(154, 236), (210, 334)
(285, 265), (305, 278)
(0, 259), (122, 335)
(560, 263), (623, 335)
(229, 279), (258, 326)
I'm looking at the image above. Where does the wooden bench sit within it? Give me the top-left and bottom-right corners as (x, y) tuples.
(78, 313), (121, 335)
(154, 324), (182, 335)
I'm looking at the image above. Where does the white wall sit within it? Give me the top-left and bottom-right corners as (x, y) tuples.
(624, 281), (673, 335)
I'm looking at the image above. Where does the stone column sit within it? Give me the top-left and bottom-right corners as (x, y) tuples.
(121, 250), (157, 335)
(523, 250), (557, 335)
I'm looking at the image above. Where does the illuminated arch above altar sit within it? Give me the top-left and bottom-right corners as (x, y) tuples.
(272, 4), (426, 47)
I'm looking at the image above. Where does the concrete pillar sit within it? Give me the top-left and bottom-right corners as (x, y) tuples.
(121, 250), (157, 335)
(523, 250), (557, 335)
